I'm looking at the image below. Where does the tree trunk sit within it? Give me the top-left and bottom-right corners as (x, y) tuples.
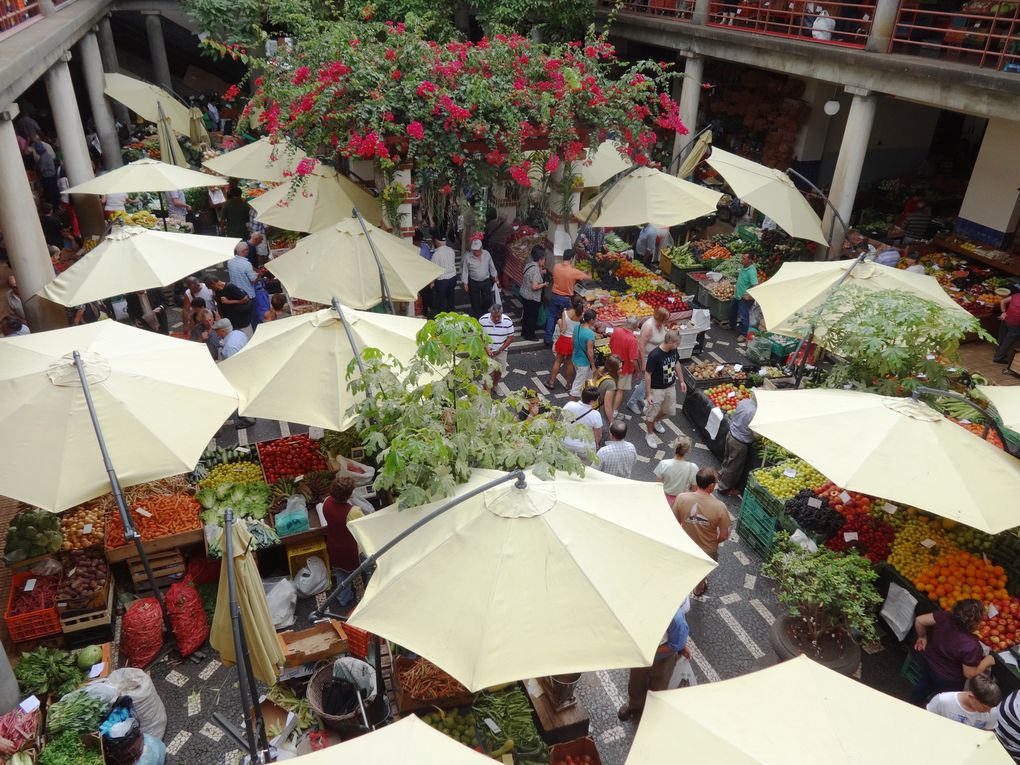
(455, 2), (471, 34)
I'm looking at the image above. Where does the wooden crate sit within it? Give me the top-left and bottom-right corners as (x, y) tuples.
(393, 656), (475, 714)
(105, 527), (203, 563)
(128, 550), (185, 595)
(60, 580), (114, 634)
(276, 620), (348, 668)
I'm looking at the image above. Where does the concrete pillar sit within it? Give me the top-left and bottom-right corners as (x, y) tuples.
(37, 0), (55, 16)
(820, 87), (877, 259)
(866, 0), (900, 52)
(692, 0), (711, 25)
(96, 17), (131, 130)
(44, 55), (104, 238)
(957, 118), (1020, 248)
(79, 32), (121, 171)
(0, 107), (67, 331)
(143, 12), (173, 91)
(672, 54), (704, 163)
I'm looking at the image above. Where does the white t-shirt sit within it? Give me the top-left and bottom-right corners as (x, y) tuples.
(563, 401), (602, 451)
(103, 192), (129, 212)
(905, 264), (926, 274)
(926, 692), (999, 730)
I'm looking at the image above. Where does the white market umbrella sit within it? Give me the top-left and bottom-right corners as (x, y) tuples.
(578, 167), (722, 228)
(346, 467), (716, 691)
(65, 157), (226, 195)
(977, 385), (1020, 431)
(249, 168), (382, 232)
(705, 147), (828, 245)
(580, 140), (633, 188)
(750, 388), (1020, 533)
(103, 72), (191, 135)
(627, 655), (1012, 765)
(0, 322), (237, 513)
(203, 137), (310, 182)
(39, 226), (238, 306)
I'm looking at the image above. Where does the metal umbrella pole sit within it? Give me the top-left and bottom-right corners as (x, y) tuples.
(330, 296), (368, 380)
(786, 168), (850, 257)
(352, 207), (395, 315)
(912, 386), (1018, 457)
(312, 469), (527, 622)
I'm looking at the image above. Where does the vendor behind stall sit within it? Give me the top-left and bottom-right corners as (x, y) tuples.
(911, 599), (995, 705)
(323, 477), (360, 608)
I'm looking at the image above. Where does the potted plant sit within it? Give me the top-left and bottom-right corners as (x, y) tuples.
(762, 533), (882, 675)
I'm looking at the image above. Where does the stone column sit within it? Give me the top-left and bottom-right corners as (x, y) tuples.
(37, 0), (55, 16)
(866, 0), (900, 52)
(96, 16), (131, 130)
(672, 53), (704, 164)
(820, 87), (877, 259)
(79, 32), (122, 170)
(0, 107), (66, 330)
(143, 12), (173, 91)
(692, 0), (711, 25)
(44, 54), (105, 238)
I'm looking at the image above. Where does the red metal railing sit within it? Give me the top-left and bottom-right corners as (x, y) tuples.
(705, 1), (874, 47)
(612, 0), (696, 23)
(0, 0), (41, 38)
(891, 4), (1020, 72)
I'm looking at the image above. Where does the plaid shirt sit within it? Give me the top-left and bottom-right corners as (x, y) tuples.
(596, 439), (637, 478)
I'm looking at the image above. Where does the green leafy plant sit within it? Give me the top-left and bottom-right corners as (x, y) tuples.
(790, 285), (991, 395)
(763, 533), (882, 646)
(344, 313), (584, 507)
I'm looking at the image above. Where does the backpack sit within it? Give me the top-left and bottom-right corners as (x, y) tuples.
(583, 373), (613, 398)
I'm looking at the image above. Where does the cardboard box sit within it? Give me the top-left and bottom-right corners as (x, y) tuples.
(550, 736), (603, 765)
(276, 620), (348, 668)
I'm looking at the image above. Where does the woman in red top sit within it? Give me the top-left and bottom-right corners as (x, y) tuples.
(322, 477), (360, 607)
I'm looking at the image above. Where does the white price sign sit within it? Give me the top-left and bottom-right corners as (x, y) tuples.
(807, 497), (822, 509)
(838, 491), (852, 504)
(715, 364), (725, 373)
(727, 391), (737, 399)
(82, 523), (93, 535)
(989, 604), (1000, 619)
(843, 532), (859, 542)
(23, 579), (36, 593)
(783, 469), (797, 478)
(733, 364), (743, 372)
(135, 507), (152, 518)
(921, 539), (936, 549)
(883, 503), (897, 515)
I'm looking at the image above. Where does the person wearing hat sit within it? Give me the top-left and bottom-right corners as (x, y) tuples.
(431, 233), (457, 315)
(461, 232), (498, 317)
(212, 318), (249, 361)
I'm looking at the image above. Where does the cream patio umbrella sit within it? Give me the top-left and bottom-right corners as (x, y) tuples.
(626, 655), (1012, 765)
(103, 72), (191, 135)
(580, 140), (632, 188)
(747, 258), (972, 341)
(156, 104), (189, 168)
(203, 136), (310, 182)
(343, 467), (716, 691)
(65, 157), (227, 195)
(188, 106), (211, 148)
(705, 147), (828, 245)
(0, 322), (237, 513)
(249, 168), (382, 232)
(218, 304), (427, 430)
(39, 226), (238, 306)
(977, 385), (1020, 431)
(578, 167), (723, 228)
(265, 218), (442, 309)
(750, 388), (1020, 534)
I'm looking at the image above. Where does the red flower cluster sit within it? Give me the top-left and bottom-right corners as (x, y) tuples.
(318, 61), (351, 85)
(544, 155), (560, 173)
(406, 120), (425, 140)
(485, 148), (506, 166)
(291, 66), (311, 85)
(344, 131), (389, 160)
(384, 48), (397, 61)
(223, 84), (241, 102)
(391, 70), (402, 81)
(416, 80), (437, 98)
(509, 161), (532, 187)
(654, 93), (688, 135)
(294, 157), (318, 176)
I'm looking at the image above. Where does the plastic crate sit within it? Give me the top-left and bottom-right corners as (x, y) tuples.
(704, 292), (733, 323)
(286, 539), (331, 587)
(736, 492), (785, 560)
(669, 265), (701, 289)
(901, 651), (925, 685)
(685, 271), (709, 295)
(5, 572), (61, 643)
(771, 336), (799, 363)
(746, 470), (787, 518)
(343, 622), (374, 660)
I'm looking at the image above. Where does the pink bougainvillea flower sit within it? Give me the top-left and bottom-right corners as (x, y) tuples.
(545, 155), (560, 173)
(318, 61), (351, 84)
(384, 48), (396, 61)
(223, 84), (241, 101)
(295, 157), (318, 176)
(509, 162), (532, 187)
(451, 153), (464, 166)
(291, 66), (311, 85)
(441, 184), (452, 195)
(406, 120), (425, 140)
(391, 69), (402, 80)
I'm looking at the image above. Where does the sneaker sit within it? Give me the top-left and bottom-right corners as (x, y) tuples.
(627, 401), (643, 416)
(235, 416), (256, 430)
(645, 433), (661, 449)
(654, 421), (666, 434)
(618, 704), (637, 721)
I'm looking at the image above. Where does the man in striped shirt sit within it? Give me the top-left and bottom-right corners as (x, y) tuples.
(478, 304), (514, 392)
(996, 690), (1020, 761)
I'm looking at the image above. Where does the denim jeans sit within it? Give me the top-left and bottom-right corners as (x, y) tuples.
(332, 567), (355, 608)
(546, 293), (573, 344)
(728, 297), (751, 333)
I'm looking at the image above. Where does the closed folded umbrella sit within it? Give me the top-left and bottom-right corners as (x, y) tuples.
(219, 305), (427, 430)
(250, 168), (382, 232)
(103, 72), (191, 135)
(977, 385), (1020, 431)
(580, 140), (632, 188)
(0, 322), (236, 512)
(265, 218), (442, 308)
(65, 158), (226, 195)
(578, 167), (722, 228)
(156, 105), (188, 168)
(346, 467), (715, 691)
(203, 136), (309, 182)
(627, 655), (1012, 765)
(188, 106), (211, 147)
(39, 226), (238, 306)
(750, 388), (1020, 533)
(705, 148), (828, 245)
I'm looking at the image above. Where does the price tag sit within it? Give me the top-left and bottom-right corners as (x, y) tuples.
(921, 539), (936, 549)
(807, 497), (822, 509)
(715, 365), (725, 373)
(483, 718), (502, 735)
(883, 503), (897, 515)
(838, 491), (852, 504)
(19, 696), (40, 714)
(67, 568), (77, 579)
(783, 469), (797, 478)
(727, 391), (736, 399)
(843, 532), (859, 542)
(82, 523), (93, 535)
(948, 367), (957, 373)
(308, 426), (325, 440)
(294, 474), (305, 482)
(960, 419), (971, 425)
(733, 364), (743, 372)
(23, 579), (36, 593)
(917, 373), (927, 380)
(89, 662), (105, 678)
(759, 367), (768, 376)
(135, 507), (152, 518)
(926, 354), (936, 360)
(989, 604), (1000, 618)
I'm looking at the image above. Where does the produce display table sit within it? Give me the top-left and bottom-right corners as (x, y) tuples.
(934, 234), (1020, 277)
(523, 677), (590, 745)
(681, 384), (731, 461)
(104, 528), (204, 563)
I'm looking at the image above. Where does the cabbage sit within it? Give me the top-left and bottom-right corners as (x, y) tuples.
(76, 645), (102, 671)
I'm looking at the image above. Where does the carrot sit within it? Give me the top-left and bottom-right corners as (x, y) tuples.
(105, 493), (201, 549)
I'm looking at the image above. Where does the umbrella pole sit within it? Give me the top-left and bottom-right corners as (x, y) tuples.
(785, 168), (849, 254)
(330, 297), (368, 381)
(912, 386), (1017, 457)
(314, 469), (527, 621)
(352, 207), (395, 315)
(71, 352), (168, 616)
(571, 164), (641, 254)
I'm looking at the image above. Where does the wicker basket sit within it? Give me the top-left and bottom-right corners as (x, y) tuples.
(306, 661), (381, 732)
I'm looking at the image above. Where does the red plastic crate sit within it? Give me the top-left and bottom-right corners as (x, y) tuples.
(6, 572), (61, 642)
(343, 623), (373, 660)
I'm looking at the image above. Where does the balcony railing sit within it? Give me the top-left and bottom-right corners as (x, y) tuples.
(891, 4), (1020, 72)
(706, 1), (874, 46)
(0, 0), (41, 40)
(612, 0), (697, 22)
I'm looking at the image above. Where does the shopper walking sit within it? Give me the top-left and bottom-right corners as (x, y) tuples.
(993, 289), (1020, 368)
(220, 187), (251, 239)
(729, 252), (759, 339)
(911, 599), (994, 705)
(31, 137), (60, 208)
(642, 329), (687, 449)
(562, 387), (603, 460)
(595, 420), (637, 478)
(207, 277), (252, 337)
(609, 317), (640, 419)
(519, 247), (547, 341)
(618, 604), (689, 721)
(430, 234), (457, 315)
(627, 308), (670, 415)
(548, 295), (584, 392)
(478, 303), (514, 391)
(718, 394), (757, 496)
(570, 309), (598, 400)
(544, 249), (588, 346)
(653, 435), (699, 506)
(461, 233), (498, 317)
(676, 468), (730, 596)
(593, 354), (622, 421)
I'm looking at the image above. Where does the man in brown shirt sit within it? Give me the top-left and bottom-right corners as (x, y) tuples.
(674, 467), (730, 596)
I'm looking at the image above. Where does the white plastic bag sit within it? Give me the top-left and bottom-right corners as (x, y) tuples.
(286, 495), (307, 514)
(263, 577), (297, 629)
(82, 681), (118, 707)
(669, 656), (698, 689)
(293, 556), (328, 597)
(106, 668), (167, 739)
(333, 457), (375, 487)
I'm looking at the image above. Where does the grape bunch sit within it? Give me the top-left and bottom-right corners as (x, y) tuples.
(785, 489), (845, 538)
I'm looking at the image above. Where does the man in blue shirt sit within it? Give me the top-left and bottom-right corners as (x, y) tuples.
(719, 395), (757, 496)
(618, 604), (690, 721)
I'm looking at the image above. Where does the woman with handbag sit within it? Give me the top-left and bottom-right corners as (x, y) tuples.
(519, 246), (547, 341)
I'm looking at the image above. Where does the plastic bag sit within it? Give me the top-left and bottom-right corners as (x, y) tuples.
(135, 733), (167, 765)
(293, 556), (328, 597)
(333, 457), (375, 487)
(121, 598), (164, 668)
(28, 557), (62, 577)
(106, 668), (167, 739)
(263, 577), (297, 629)
(276, 496), (310, 537)
(669, 656), (698, 689)
(745, 335), (772, 365)
(101, 697), (143, 765)
(286, 495), (307, 514)
(165, 582), (209, 657)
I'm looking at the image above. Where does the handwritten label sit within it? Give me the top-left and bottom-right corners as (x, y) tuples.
(989, 604), (1000, 619)
(783, 469), (797, 478)
(715, 365), (725, 373)
(838, 491), (852, 504)
(89, 662), (105, 678)
(844, 532), (859, 542)
(921, 539), (936, 549)
(19, 696), (40, 714)
(733, 364), (743, 372)
(23, 579), (36, 593)
(807, 497), (822, 509)
(483, 718), (502, 735)
(759, 367), (768, 376)
(308, 426), (325, 440)
(926, 354), (936, 360)
(82, 523), (93, 535)
(135, 507), (152, 518)
(883, 503), (897, 515)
